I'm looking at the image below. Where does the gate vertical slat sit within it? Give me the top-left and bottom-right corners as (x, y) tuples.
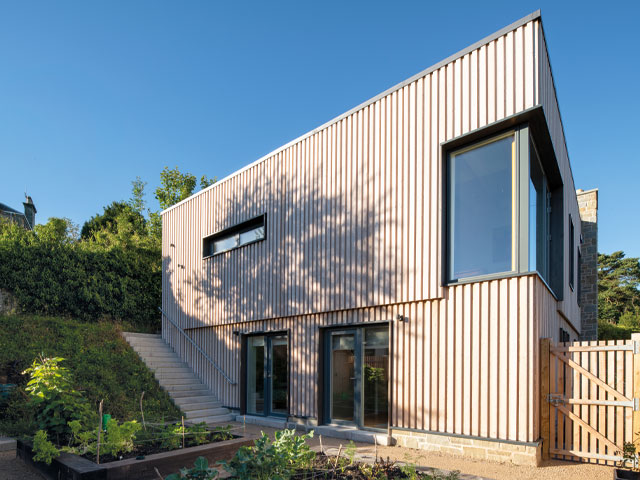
(573, 343), (580, 458)
(597, 340), (606, 465)
(633, 333), (640, 467)
(616, 341), (625, 461)
(580, 344), (588, 460)
(607, 340), (616, 465)
(625, 339), (633, 450)
(549, 340), (557, 456)
(557, 345), (565, 459)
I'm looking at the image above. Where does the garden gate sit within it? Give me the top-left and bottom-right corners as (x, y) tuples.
(540, 334), (640, 465)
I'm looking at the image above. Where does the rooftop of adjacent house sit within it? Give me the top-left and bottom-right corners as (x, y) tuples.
(161, 9), (546, 216)
(0, 202), (25, 216)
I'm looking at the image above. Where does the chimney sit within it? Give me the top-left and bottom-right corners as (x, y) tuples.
(577, 188), (598, 340)
(23, 195), (37, 230)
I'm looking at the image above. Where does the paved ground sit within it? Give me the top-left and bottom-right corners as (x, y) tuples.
(0, 423), (618, 480)
(0, 451), (44, 480)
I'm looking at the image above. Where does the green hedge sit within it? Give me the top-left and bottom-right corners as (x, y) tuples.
(0, 221), (160, 331)
(0, 314), (181, 437)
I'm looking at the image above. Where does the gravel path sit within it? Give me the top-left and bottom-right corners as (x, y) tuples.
(238, 423), (615, 480)
(0, 452), (44, 480)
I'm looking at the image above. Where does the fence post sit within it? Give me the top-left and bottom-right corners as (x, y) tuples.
(632, 333), (640, 454)
(540, 338), (551, 460)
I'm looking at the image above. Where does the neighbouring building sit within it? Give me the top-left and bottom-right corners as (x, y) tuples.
(160, 11), (597, 465)
(0, 196), (37, 230)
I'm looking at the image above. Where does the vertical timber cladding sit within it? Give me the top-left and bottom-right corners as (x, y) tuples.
(161, 16), (543, 330)
(172, 275), (540, 444)
(159, 13), (564, 446)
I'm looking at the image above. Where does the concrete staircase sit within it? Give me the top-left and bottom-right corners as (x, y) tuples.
(122, 332), (234, 425)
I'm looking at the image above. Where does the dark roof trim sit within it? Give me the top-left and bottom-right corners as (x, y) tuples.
(0, 202), (23, 215)
(162, 10), (542, 216)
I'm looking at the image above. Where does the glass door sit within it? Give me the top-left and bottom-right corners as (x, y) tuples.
(330, 331), (356, 423)
(246, 333), (288, 417)
(326, 325), (389, 430)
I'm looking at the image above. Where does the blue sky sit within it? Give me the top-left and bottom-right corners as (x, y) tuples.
(1, 1), (638, 258)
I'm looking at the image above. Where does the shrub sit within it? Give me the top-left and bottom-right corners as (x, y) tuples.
(0, 220), (160, 331)
(32, 430), (60, 465)
(22, 356), (91, 438)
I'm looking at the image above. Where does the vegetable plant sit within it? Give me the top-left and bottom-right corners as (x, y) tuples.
(165, 456), (219, 480)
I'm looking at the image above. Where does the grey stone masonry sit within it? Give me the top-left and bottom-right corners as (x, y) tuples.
(577, 189), (598, 340)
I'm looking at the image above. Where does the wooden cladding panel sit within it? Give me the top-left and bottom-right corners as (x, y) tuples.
(161, 20), (542, 329)
(538, 24), (582, 330)
(164, 274), (541, 443)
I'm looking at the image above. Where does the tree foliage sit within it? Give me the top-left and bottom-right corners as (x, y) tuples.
(598, 252), (640, 323)
(80, 201), (147, 241)
(598, 251), (640, 339)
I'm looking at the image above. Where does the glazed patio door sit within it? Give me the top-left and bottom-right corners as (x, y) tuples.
(247, 333), (288, 417)
(326, 325), (389, 429)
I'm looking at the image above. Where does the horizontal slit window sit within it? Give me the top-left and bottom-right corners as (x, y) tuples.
(203, 214), (266, 257)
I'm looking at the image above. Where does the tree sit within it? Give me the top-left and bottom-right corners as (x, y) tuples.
(154, 166), (215, 211)
(80, 202), (146, 240)
(149, 166), (216, 239)
(598, 251), (640, 324)
(128, 176), (147, 214)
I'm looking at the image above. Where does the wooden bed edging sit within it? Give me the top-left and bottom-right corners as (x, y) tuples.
(17, 434), (258, 480)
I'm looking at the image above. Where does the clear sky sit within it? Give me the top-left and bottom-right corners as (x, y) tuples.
(0, 1), (638, 257)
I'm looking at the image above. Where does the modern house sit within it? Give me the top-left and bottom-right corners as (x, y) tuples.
(160, 11), (597, 465)
(0, 196), (37, 230)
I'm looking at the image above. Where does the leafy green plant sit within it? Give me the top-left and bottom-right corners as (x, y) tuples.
(345, 439), (357, 464)
(101, 419), (142, 457)
(220, 429), (315, 480)
(210, 425), (233, 443)
(22, 356), (90, 438)
(62, 420), (97, 456)
(165, 456), (219, 480)
(32, 430), (60, 465)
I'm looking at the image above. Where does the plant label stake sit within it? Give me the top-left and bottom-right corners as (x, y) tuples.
(96, 400), (103, 465)
(182, 416), (185, 449)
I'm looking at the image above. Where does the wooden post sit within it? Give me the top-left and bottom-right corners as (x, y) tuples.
(96, 400), (104, 465)
(631, 333), (640, 458)
(540, 338), (551, 460)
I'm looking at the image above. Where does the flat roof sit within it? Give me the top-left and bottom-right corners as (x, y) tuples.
(163, 10), (542, 216)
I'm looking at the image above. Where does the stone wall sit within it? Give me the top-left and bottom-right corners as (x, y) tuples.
(391, 429), (541, 466)
(577, 188), (598, 340)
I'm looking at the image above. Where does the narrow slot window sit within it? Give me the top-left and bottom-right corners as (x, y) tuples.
(203, 214), (266, 257)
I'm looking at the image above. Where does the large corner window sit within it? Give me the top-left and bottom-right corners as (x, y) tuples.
(203, 214), (266, 258)
(446, 124), (564, 297)
(447, 131), (517, 281)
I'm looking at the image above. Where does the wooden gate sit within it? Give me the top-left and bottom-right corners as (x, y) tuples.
(540, 335), (640, 465)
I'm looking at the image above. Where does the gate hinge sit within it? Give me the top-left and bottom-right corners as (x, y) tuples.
(634, 341), (640, 355)
(635, 398), (640, 412)
(547, 394), (563, 406)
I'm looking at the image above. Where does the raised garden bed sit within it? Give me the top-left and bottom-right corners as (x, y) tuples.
(17, 434), (257, 480)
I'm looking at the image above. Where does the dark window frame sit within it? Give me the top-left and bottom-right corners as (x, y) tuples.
(203, 214), (266, 258)
(569, 215), (575, 291)
(441, 107), (565, 298)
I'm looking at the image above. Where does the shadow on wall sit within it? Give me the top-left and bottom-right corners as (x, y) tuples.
(164, 149), (400, 329)
(161, 145), (400, 395)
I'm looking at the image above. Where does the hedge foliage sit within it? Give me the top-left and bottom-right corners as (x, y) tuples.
(0, 314), (181, 438)
(0, 217), (160, 331)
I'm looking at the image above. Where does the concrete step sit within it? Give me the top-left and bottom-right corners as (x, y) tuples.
(184, 407), (229, 418)
(145, 360), (188, 368)
(155, 371), (195, 380)
(152, 366), (193, 374)
(162, 383), (210, 393)
(187, 414), (235, 425)
(129, 340), (171, 349)
(173, 390), (218, 405)
(134, 351), (178, 359)
(159, 377), (200, 386)
(178, 401), (223, 411)
(122, 333), (162, 340)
